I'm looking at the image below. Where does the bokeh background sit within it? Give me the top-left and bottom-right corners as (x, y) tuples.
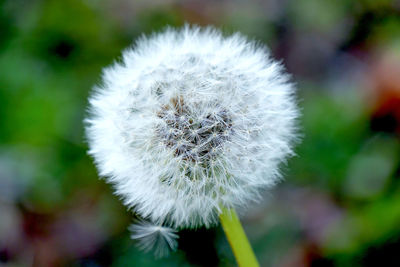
(1, 0), (400, 266)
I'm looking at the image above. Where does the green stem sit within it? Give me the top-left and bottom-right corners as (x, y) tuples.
(219, 207), (260, 267)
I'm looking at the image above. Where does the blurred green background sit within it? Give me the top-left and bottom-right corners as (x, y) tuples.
(1, 0), (400, 266)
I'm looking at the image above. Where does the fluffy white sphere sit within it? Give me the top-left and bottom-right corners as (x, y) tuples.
(86, 26), (298, 230)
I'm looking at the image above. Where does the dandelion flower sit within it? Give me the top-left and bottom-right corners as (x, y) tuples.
(85, 25), (299, 263)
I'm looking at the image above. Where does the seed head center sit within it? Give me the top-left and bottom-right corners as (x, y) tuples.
(156, 96), (232, 162)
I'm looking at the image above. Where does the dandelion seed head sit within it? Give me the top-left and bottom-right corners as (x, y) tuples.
(86, 25), (299, 231)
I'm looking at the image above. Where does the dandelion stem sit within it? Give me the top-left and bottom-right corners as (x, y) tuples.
(219, 207), (259, 267)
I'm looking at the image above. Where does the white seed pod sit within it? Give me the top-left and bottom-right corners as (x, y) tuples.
(85, 25), (299, 254)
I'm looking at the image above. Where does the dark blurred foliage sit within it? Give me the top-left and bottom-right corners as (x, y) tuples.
(1, 0), (400, 266)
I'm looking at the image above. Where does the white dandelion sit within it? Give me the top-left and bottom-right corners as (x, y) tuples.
(85, 25), (299, 262)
